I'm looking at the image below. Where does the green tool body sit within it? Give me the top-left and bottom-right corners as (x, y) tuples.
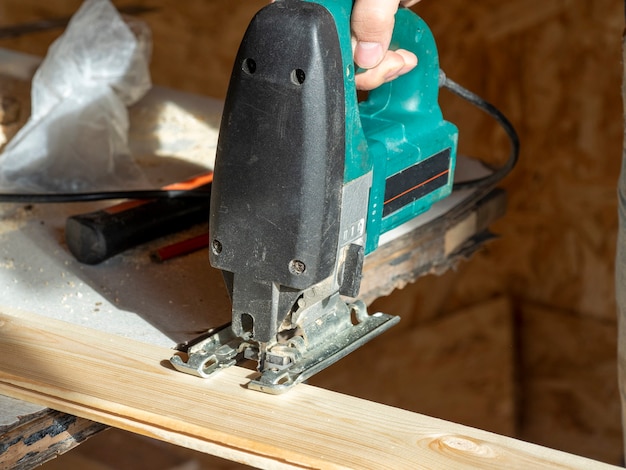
(307, 0), (458, 252)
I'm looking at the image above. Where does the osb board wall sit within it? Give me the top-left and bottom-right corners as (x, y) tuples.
(422, 0), (624, 324)
(368, 0), (623, 326)
(0, 0), (623, 465)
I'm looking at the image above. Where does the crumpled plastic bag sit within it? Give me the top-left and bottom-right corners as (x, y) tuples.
(0, 0), (152, 192)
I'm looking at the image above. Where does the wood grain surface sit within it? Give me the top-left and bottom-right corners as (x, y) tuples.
(0, 306), (618, 470)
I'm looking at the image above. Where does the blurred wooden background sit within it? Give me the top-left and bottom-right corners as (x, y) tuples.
(0, 0), (623, 467)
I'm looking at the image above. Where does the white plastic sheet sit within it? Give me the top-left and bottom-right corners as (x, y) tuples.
(0, 0), (152, 192)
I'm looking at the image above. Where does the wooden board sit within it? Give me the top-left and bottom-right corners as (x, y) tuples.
(38, 428), (238, 470)
(0, 307), (618, 470)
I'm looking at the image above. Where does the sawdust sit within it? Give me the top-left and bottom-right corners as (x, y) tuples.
(0, 257), (15, 269)
(0, 203), (39, 236)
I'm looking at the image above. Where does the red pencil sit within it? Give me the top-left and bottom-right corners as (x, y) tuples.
(151, 233), (210, 262)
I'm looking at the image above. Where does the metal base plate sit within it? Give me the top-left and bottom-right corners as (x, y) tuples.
(169, 310), (399, 394)
(249, 311), (399, 394)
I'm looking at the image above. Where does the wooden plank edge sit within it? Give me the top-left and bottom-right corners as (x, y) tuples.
(0, 384), (298, 470)
(0, 306), (618, 470)
(361, 188), (506, 303)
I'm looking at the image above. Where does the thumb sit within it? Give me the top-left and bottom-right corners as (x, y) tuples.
(351, 0), (399, 69)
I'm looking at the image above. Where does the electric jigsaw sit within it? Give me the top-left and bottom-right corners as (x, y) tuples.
(170, 0), (458, 393)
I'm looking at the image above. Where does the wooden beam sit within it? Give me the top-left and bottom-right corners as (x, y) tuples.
(0, 407), (105, 470)
(0, 307), (617, 469)
(360, 188), (505, 304)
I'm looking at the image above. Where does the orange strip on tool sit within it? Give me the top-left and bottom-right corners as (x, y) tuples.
(383, 169), (449, 206)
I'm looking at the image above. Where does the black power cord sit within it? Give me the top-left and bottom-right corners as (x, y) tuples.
(0, 73), (517, 204)
(0, 189), (210, 204)
(439, 70), (520, 191)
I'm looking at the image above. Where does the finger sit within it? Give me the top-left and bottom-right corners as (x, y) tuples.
(400, 0), (422, 7)
(351, 0), (400, 68)
(354, 48), (417, 91)
(392, 48), (419, 77)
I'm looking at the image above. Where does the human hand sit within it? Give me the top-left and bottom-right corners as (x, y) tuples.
(352, 0), (421, 90)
